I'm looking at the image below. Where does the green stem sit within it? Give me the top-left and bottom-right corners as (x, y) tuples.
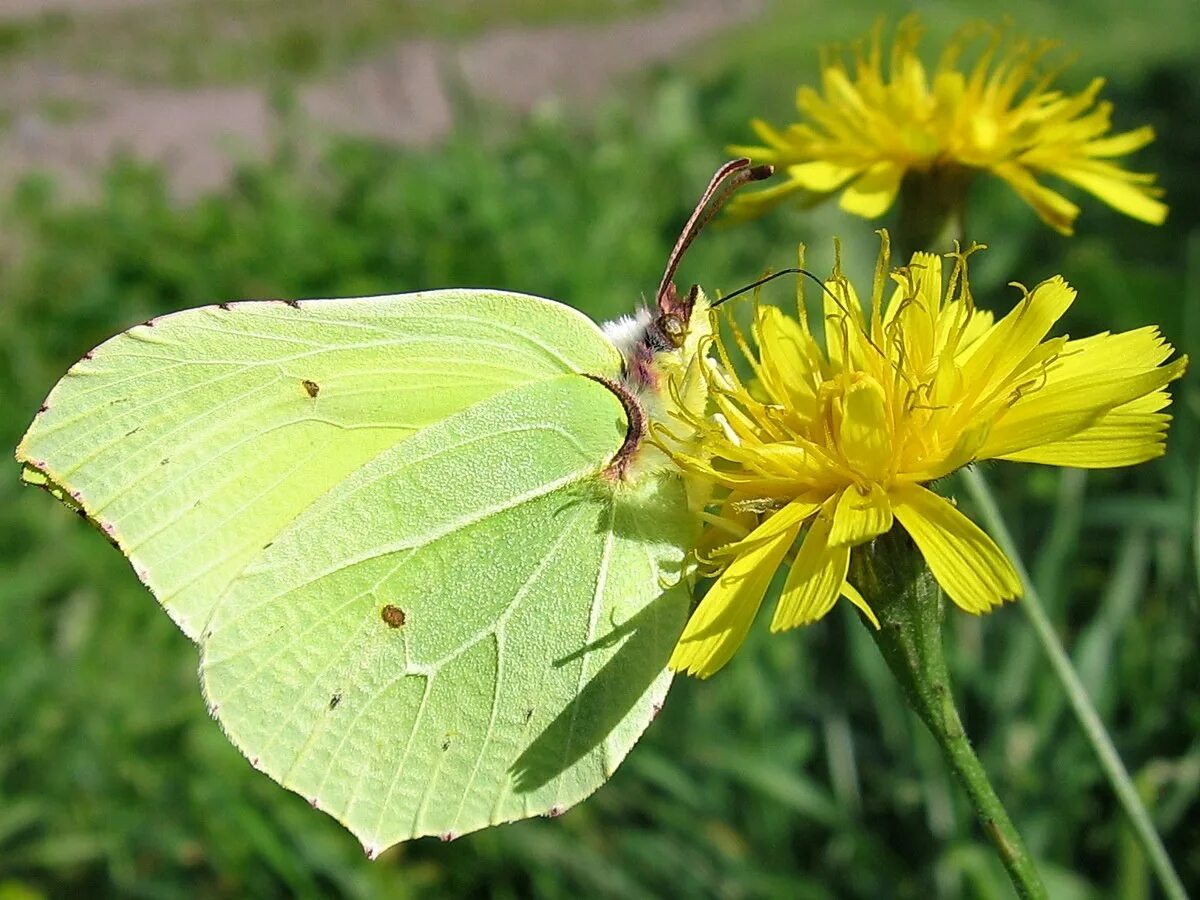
(961, 467), (1190, 900)
(895, 165), (972, 257)
(856, 530), (1047, 899)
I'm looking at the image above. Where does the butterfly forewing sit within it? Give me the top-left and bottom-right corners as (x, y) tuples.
(18, 290), (622, 639)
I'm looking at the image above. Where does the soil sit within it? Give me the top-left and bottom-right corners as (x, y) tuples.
(0, 0), (762, 196)
(0, 0), (170, 15)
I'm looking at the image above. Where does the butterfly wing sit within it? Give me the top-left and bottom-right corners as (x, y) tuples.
(200, 374), (692, 849)
(18, 290), (695, 849)
(18, 290), (622, 639)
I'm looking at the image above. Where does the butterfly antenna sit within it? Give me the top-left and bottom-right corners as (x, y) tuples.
(655, 159), (773, 310)
(714, 267), (840, 307)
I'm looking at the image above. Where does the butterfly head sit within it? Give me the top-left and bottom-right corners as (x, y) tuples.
(601, 159), (772, 481)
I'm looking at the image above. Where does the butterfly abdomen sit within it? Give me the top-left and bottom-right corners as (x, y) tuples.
(582, 373), (646, 481)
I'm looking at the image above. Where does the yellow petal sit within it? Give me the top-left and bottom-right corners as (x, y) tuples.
(1084, 125), (1155, 158)
(829, 482), (893, 546)
(839, 161), (904, 218)
(837, 376), (893, 479)
(823, 275), (870, 371)
(958, 276), (1076, 407)
(958, 307), (995, 351)
(822, 65), (869, 116)
(907, 251), (945, 317)
(694, 493), (759, 560)
(981, 332), (1187, 459)
(909, 420), (990, 482)
(884, 251), (943, 366)
(991, 161), (1080, 234)
(891, 483), (1021, 614)
(717, 497), (823, 558)
(999, 390), (1176, 467)
(669, 501), (812, 678)
(787, 160), (862, 192)
(841, 581), (880, 629)
(747, 117), (796, 153)
(723, 178), (812, 223)
(755, 305), (821, 411)
(770, 509), (850, 632)
(1046, 160), (1168, 225)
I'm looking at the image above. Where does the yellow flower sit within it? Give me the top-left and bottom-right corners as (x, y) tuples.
(728, 17), (1167, 235)
(665, 237), (1186, 677)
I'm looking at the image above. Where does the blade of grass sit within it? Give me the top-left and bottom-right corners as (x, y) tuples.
(996, 469), (1086, 718)
(1187, 232), (1200, 599)
(961, 466), (1188, 900)
(1074, 528), (1150, 713)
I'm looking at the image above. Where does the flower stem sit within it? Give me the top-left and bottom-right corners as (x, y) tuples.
(895, 165), (972, 257)
(855, 530), (1047, 899)
(961, 467), (1190, 900)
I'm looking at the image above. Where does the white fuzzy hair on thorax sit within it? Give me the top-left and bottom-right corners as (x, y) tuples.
(601, 308), (653, 361)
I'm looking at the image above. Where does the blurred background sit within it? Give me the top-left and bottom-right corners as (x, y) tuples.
(1, 0), (1197, 897)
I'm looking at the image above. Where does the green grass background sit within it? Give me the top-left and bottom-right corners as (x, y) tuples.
(1, 1), (1197, 897)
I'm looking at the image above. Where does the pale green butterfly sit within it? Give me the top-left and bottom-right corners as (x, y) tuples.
(16, 159), (772, 854)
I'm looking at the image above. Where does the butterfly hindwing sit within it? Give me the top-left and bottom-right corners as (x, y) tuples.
(199, 375), (692, 849)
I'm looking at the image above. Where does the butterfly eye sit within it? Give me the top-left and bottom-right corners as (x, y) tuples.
(659, 312), (686, 346)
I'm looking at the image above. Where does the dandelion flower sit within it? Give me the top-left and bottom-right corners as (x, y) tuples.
(665, 237), (1186, 677)
(728, 17), (1167, 235)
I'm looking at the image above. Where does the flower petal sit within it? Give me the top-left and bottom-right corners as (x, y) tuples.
(837, 376), (893, 479)
(669, 501), (813, 678)
(787, 160), (863, 192)
(891, 483), (1021, 614)
(980, 328), (1187, 459)
(755, 304), (821, 412)
(990, 161), (1080, 234)
(841, 581), (880, 628)
(957, 276), (1076, 407)
(770, 508), (850, 631)
(829, 482), (893, 546)
(839, 161), (904, 218)
(1046, 160), (1167, 225)
(883, 251), (945, 370)
(999, 390), (1176, 467)
(723, 178), (813, 223)
(1084, 125), (1156, 158)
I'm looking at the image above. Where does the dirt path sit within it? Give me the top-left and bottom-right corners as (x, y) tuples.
(0, 0), (171, 16)
(0, 0), (761, 197)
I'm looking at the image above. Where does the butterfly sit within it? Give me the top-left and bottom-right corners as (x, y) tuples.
(16, 159), (771, 854)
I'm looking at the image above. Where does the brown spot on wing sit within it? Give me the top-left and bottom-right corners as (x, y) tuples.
(381, 604), (406, 628)
(302, 379), (320, 398)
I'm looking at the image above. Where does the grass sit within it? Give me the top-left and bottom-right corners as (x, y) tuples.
(0, 4), (1198, 899)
